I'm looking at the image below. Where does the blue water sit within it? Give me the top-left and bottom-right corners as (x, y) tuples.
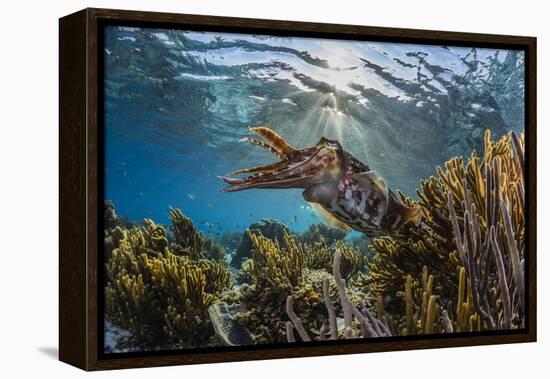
(103, 26), (525, 236)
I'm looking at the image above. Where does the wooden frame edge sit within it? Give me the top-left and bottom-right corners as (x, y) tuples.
(59, 9), (88, 370)
(58, 8), (537, 371)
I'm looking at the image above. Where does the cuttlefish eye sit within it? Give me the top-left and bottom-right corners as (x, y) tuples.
(321, 142), (339, 152)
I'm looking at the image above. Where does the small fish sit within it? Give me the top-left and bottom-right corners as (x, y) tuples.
(187, 193), (196, 201)
(281, 98), (297, 106)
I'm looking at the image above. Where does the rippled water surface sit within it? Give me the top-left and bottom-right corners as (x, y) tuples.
(104, 26), (524, 234)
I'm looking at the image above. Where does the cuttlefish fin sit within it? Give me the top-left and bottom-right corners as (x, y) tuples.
(250, 125), (297, 158)
(355, 171), (389, 198)
(311, 203), (351, 232)
(351, 171), (389, 215)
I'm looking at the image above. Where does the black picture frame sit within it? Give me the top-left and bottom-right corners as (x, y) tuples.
(59, 8), (537, 371)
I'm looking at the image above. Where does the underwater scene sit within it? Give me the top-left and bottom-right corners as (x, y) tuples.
(102, 25), (526, 353)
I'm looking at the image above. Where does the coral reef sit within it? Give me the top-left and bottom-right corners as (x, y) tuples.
(302, 239), (363, 282)
(104, 200), (136, 231)
(248, 231), (304, 289)
(286, 251), (495, 342)
(104, 207), (232, 350)
(347, 234), (372, 256)
(169, 207), (204, 259)
(104, 200), (118, 231)
(104, 129), (526, 351)
(229, 231), (305, 344)
(287, 250), (390, 342)
(202, 235), (226, 261)
(219, 231), (242, 253)
(217, 231), (367, 344)
(232, 218), (290, 267)
(299, 223), (348, 246)
(359, 131), (525, 329)
(208, 302), (254, 346)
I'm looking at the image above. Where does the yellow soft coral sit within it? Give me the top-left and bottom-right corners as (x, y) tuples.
(362, 130), (525, 330)
(104, 208), (232, 349)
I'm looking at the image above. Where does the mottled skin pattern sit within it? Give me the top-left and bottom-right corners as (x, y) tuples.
(220, 126), (421, 237)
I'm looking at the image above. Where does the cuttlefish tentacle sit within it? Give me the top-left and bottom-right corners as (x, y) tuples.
(220, 146), (328, 192)
(223, 125), (299, 177)
(220, 125), (422, 237)
(222, 146), (317, 179)
(250, 125), (297, 158)
(224, 154), (292, 177)
(239, 136), (282, 158)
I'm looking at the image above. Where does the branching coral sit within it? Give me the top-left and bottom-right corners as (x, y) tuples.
(286, 249), (391, 342)
(230, 231), (304, 343)
(396, 262), (485, 335)
(104, 208), (232, 350)
(146, 252), (218, 342)
(248, 230), (304, 289)
(447, 167), (525, 328)
(232, 219), (290, 267)
(143, 218), (169, 252)
(235, 259), (254, 285)
(169, 207), (204, 259)
(195, 258), (233, 294)
(286, 252), (490, 341)
(299, 223), (348, 246)
(452, 266), (481, 333)
(398, 266), (452, 335)
(301, 240), (331, 272)
(360, 130), (525, 329)
(168, 208), (228, 261)
(446, 131), (525, 330)
(228, 231), (365, 344)
(105, 241), (161, 337)
(302, 239), (363, 281)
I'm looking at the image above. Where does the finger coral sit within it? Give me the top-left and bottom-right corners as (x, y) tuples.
(248, 230), (304, 289)
(302, 238), (363, 281)
(169, 207), (204, 259)
(399, 266), (448, 335)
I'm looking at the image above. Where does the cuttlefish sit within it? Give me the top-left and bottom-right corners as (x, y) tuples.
(220, 126), (421, 237)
